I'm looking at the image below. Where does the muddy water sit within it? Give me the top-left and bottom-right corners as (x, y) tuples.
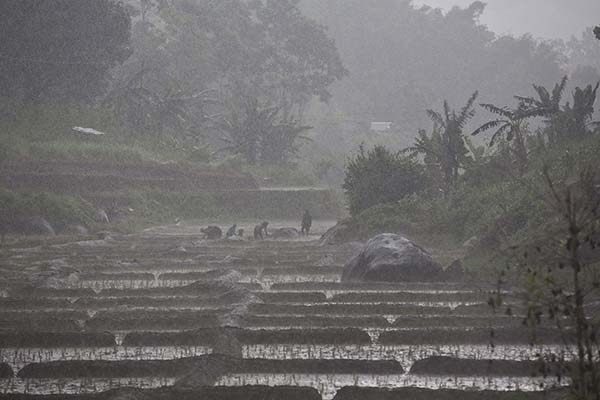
(72, 275), (342, 290)
(216, 374), (566, 400)
(1, 377), (176, 395)
(241, 344), (571, 372)
(0, 220), (576, 397)
(0, 346), (212, 373)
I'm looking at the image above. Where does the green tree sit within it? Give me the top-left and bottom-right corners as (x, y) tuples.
(343, 144), (426, 216)
(517, 77), (599, 142)
(161, 0), (347, 115)
(563, 83), (600, 136)
(473, 103), (531, 175)
(214, 97), (311, 165)
(407, 92), (478, 193)
(501, 167), (600, 399)
(0, 0), (131, 106)
(594, 26), (600, 40)
(106, 0), (216, 139)
(109, 0), (345, 154)
(250, 0), (348, 114)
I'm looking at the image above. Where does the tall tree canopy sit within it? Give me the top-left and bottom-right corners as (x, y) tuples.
(0, 0), (131, 105)
(108, 0), (346, 161)
(159, 0), (347, 114)
(300, 0), (564, 134)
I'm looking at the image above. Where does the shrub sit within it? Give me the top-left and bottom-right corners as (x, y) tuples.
(0, 190), (96, 229)
(342, 144), (426, 215)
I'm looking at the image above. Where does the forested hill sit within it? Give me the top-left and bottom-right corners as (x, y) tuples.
(300, 1), (599, 136)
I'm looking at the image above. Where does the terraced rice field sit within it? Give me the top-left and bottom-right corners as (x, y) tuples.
(0, 221), (573, 399)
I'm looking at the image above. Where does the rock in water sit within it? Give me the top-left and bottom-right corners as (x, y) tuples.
(270, 227), (300, 239)
(342, 233), (442, 282)
(201, 226), (222, 240)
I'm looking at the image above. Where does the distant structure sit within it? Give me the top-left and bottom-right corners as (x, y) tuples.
(72, 127), (107, 136)
(370, 122), (393, 133)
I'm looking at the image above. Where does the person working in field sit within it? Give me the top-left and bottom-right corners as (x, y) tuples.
(226, 224), (237, 238)
(254, 221), (269, 240)
(301, 209), (312, 236)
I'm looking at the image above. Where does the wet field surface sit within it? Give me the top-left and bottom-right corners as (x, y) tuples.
(0, 221), (573, 398)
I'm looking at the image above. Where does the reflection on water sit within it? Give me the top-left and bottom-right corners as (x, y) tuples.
(0, 372), (566, 398)
(1, 344), (569, 377)
(0, 346), (212, 373)
(0, 377), (176, 395)
(216, 373), (566, 400)
(242, 344), (571, 372)
(73, 274), (342, 290)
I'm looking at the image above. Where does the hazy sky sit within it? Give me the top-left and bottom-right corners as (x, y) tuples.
(413, 0), (600, 39)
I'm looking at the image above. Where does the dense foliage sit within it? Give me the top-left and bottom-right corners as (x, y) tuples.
(0, 0), (346, 167)
(0, 0), (131, 107)
(0, 190), (96, 229)
(342, 74), (600, 249)
(214, 98), (312, 165)
(406, 92), (478, 193)
(106, 0), (346, 162)
(343, 145), (425, 216)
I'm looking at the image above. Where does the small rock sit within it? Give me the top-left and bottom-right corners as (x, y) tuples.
(62, 225), (89, 235)
(96, 231), (114, 240)
(270, 227), (301, 240)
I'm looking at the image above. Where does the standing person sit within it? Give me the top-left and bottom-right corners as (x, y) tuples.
(301, 210), (312, 236)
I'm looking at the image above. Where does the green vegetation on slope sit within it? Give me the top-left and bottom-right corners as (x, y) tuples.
(0, 190), (96, 230)
(339, 77), (600, 257)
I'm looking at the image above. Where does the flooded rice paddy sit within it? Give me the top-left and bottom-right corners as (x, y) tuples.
(0, 221), (576, 398)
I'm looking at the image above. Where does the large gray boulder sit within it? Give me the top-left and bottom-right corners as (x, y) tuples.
(270, 227), (300, 240)
(342, 234), (442, 282)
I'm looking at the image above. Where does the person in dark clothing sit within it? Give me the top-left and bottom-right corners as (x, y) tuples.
(226, 224), (237, 238)
(254, 221), (269, 240)
(301, 210), (312, 235)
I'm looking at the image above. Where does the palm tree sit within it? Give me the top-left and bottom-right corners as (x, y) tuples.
(517, 77), (599, 142)
(407, 91), (478, 193)
(214, 98), (274, 164)
(563, 82), (600, 137)
(515, 76), (567, 118)
(472, 103), (530, 175)
(515, 76), (567, 144)
(214, 97), (311, 165)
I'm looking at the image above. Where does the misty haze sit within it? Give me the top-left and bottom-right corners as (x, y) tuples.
(0, 1), (599, 400)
